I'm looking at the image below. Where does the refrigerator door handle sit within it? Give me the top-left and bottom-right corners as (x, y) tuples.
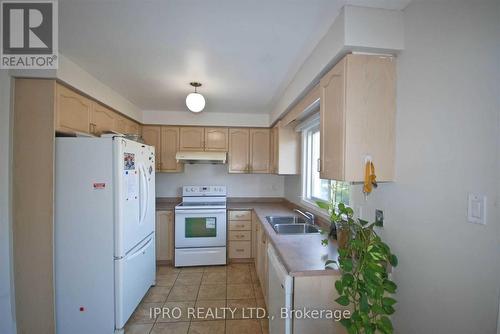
(138, 164), (148, 225)
(126, 235), (153, 261)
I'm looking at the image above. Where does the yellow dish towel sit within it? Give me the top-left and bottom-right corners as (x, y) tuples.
(363, 161), (377, 194)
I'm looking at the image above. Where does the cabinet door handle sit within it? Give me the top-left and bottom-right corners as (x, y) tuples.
(317, 158), (321, 172)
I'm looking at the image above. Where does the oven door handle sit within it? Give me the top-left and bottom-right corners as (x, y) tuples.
(175, 209), (227, 215)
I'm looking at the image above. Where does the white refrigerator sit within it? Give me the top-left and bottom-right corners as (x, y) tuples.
(55, 136), (156, 334)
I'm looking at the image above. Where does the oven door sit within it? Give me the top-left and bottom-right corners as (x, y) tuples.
(175, 209), (227, 248)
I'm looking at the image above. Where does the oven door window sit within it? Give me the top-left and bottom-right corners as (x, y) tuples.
(185, 217), (217, 238)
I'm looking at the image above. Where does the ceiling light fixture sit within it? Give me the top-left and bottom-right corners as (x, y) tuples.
(186, 82), (205, 113)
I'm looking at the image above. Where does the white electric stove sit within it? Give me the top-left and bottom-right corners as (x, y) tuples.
(174, 186), (227, 267)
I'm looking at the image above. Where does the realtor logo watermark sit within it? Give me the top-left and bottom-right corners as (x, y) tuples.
(1, 0), (58, 69)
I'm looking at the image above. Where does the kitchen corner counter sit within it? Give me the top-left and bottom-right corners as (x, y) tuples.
(156, 197), (181, 210)
(156, 197), (340, 277)
(228, 201), (340, 277)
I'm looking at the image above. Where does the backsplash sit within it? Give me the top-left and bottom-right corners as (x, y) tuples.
(155, 164), (285, 197)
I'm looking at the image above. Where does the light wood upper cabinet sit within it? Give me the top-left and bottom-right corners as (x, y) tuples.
(142, 126), (162, 171)
(161, 126), (183, 172)
(115, 116), (129, 134)
(155, 210), (174, 262)
(205, 128), (228, 152)
(55, 83), (92, 133)
(228, 128), (250, 173)
(90, 103), (116, 135)
(271, 121), (300, 175)
(249, 129), (270, 173)
(320, 54), (396, 182)
(229, 128), (271, 173)
(114, 115), (141, 135)
(127, 120), (141, 135)
(179, 127), (205, 151)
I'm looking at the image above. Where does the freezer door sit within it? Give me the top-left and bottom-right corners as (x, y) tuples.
(115, 232), (156, 329)
(114, 138), (156, 257)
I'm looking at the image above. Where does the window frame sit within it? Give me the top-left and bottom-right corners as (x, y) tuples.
(300, 117), (350, 209)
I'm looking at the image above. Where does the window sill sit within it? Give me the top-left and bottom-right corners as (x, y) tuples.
(299, 198), (331, 222)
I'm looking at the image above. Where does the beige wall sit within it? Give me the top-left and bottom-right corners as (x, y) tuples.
(156, 164), (284, 198)
(286, 0), (500, 332)
(0, 72), (16, 333)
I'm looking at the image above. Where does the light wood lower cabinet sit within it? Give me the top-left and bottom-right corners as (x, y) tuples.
(320, 54), (396, 182)
(229, 210), (252, 221)
(155, 210), (174, 262)
(228, 210), (252, 259)
(228, 241), (251, 259)
(255, 222), (268, 303)
(56, 83), (92, 133)
(142, 126), (162, 171)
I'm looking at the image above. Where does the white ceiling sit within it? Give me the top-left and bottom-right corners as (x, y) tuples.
(59, 0), (410, 114)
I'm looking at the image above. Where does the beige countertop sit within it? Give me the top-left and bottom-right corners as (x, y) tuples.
(157, 197), (340, 277)
(229, 202), (340, 277)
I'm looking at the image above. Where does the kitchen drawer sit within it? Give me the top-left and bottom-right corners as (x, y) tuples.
(228, 220), (252, 231)
(228, 210), (252, 221)
(228, 241), (251, 258)
(229, 231), (251, 241)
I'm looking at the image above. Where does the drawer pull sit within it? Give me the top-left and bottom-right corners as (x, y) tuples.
(236, 249), (244, 252)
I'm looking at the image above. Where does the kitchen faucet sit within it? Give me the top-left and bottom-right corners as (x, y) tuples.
(294, 209), (315, 225)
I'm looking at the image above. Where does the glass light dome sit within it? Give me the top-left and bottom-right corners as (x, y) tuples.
(186, 92), (205, 113)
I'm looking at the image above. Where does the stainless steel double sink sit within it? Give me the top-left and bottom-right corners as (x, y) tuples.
(265, 216), (320, 234)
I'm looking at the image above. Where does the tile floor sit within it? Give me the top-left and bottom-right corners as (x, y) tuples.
(125, 263), (269, 334)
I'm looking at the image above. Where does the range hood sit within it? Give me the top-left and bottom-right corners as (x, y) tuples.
(176, 151), (227, 164)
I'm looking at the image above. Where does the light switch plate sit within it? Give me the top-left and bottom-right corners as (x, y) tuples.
(467, 193), (486, 225)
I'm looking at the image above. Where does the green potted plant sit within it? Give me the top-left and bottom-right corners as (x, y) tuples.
(316, 199), (398, 334)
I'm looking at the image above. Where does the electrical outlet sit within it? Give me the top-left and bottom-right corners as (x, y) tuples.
(375, 209), (384, 226)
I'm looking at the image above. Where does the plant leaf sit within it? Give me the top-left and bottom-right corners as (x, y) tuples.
(335, 295), (350, 306)
(339, 318), (352, 329)
(321, 239), (329, 246)
(360, 294), (369, 312)
(378, 316), (393, 333)
(383, 280), (397, 293)
(383, 305), (396, 315)
(359, 218), (369, 226)
(382, 297), (397, 307)
(316, 200), (330, 210)
(340, 259), (353, 272)
(335, 280), (344, 294)
(389, 254), (398, 267)
(343, 273), (354, 286)
(345, 206), (354, 216)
